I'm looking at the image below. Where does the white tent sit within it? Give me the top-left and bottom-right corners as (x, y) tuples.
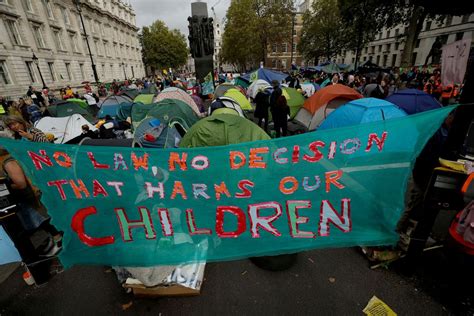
(35, 114), (97, 144)
(247, 79), (271, 99)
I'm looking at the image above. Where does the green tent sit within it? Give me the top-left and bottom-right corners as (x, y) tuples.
(67, 98), (88, 109)
(47, 102), (95, 123)
(180, 108), (269, 148)
(130, 102), (154, 129)
(282, 87), (305, 119)
(146, 99), (199, 130)
(321, 63), (341, 74)
(133, 94), (155, 104)
(223, 88), (252, 111)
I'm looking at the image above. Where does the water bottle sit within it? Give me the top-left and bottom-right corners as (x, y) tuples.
(144, 118), (164, 142)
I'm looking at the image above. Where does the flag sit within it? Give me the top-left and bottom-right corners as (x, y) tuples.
(250, 70), (259, 82)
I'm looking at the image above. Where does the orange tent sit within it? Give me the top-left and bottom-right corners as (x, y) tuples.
(304, 84), (362, 115)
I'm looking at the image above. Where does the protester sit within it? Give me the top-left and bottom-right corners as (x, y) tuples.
(0, 147), (63, 257)
(26, 101), (42, 124)
(254, 88), (270, 132)
(271, 88), (290, 138)
(3, 115), (49, 142)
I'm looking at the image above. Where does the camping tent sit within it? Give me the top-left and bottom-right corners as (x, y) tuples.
(241, 68), (288, 83)
(180, 108), (270, 148)
(130, 102), (154, 129)
(153, 87), (201, 115)
(134, 94), (155, 105)
(223, 88), (252, 111)
(35, 114), (97, 144)
(385, 89), (442, 115)
(247, 79), (271, 99)
(146, 99), (199, 131)
(214, 84), (246, 98)
(66, 98), (88, 109)
(134, 117), (184, 149)
(98, 95), (133, 118)
(117, 88), (140, 100)
(294, 84), (362, 130)
(46, 101), (96, 123)
(318, 98), (407, 130)
(304, 84), (362, 114)
(234, 76), (250, 89)
(283, 87), (305, 118)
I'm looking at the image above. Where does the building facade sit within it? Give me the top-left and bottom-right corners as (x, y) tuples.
(339, 14), (474, 68)
(265, 12), (304, 71)
(0, 0), (145, 99)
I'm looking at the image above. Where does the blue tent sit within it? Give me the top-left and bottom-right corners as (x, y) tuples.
(318, 98), (407, 130)
(385, 89), (442, 115)
(241, 68), (288, 83)
(98, 95), (133, 118)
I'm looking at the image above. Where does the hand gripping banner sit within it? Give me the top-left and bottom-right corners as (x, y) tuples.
(0, 106), (454, 268)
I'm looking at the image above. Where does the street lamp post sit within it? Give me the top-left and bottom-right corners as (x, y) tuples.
(73, 0), (100, 85)
(32, 53), (46, 88)
(290, 12), (296, 70)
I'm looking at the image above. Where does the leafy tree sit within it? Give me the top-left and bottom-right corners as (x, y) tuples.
(141, 20), (188, 73)
(299, 0), (346, 63)
(339, 0), (378, 68)
(221, 0), (293, 71)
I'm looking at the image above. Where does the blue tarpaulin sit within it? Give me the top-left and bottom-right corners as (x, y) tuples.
(241, 68), (288, 83)
(0, 226), (21, 265)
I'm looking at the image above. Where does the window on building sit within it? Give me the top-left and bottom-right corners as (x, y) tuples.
(392, 54), (397, 67)
(292, 43), (297, 52)
(378, 45), (382, 52)
(5, 20), (23, 46)
(65, 62), (73, 80)
(272, 43), (277, 53)
(363, 56), (367, 61)
(25, 61), (36, 82)
(425, 21), (431, 31)
(411, 52), (417, 65)
(382, 55), (388, 67)
(371, 46), (375, 54)
(43, 0), (54, 19)
(282, 43), (288, 53)
(104, 41), (110, 56)
(91, 20), (97, 33)
(69, 33), (78, 52)
(0, 61), (12, 84)
(439, 34), (449, 44)
(386, 43), (391, 51)
(376, 55), (380, 65)
(23, 0), (34, 12)
(79, 63), (85, 79)
(364, 47), (368, 54)
(101, 64), (105, 78)
(77, 14), (84, 33)
(47, 62), (56, 81)
(0, 0), (9, 4)
(456, 32), (464, 41)
(461, 14), (470, 24)
(82, 37), (89, 54)
(395, 29), (399, 37)
(395, 42), (400, 50)
(61, 7), (70, 25)
(446, 16), (453, 26)
(53, 30), (65, 51)
(415, 39), (421, 48)
(32, 25), (46, 48)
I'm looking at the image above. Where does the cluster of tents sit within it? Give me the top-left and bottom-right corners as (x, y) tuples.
(33, 66), (444, 150)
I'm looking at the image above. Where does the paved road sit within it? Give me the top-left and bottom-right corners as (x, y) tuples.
(0, 247), (459, 316)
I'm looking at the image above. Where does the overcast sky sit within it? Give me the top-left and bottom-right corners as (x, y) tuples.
(130, 0), (231, 36)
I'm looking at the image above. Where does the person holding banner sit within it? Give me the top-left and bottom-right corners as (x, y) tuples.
(0, 148), (63, 257)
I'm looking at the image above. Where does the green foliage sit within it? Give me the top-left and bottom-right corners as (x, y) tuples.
(299, 0), (346, 61)
(141, 20), (188, 71)
(221, 0), (293, 71)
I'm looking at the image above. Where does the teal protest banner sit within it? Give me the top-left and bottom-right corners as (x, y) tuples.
(0, 106), (454, 268)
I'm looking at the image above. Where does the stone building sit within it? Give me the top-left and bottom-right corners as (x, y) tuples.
(338, 14), (474, 68)
(0, 0), (145, 99)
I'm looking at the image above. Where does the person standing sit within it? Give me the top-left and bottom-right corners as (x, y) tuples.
(271, 88), (290, 138)
(254, 89), (270, 132)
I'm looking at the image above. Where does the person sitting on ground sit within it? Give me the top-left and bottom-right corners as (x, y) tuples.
(3, 115), (49, 142)
(81, 124), (98, 139)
